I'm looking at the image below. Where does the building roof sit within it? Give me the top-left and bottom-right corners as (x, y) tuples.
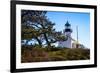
(65, 21), (71, 27)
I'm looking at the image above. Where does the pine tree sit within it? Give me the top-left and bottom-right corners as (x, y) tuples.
(21, 10), (67, 47)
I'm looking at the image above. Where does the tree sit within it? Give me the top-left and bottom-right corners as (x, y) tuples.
(21, 10), (67, 47)
(21, 10), (55, 46)
(21, 10), (45, 46)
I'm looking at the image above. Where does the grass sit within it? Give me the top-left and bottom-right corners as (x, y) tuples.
(21, 45), (90, 63)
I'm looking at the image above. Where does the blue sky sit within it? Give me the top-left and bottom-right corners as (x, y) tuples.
(46, 11), (90, 48)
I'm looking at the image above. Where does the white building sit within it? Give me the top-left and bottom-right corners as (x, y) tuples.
(58, 21), (86, 49)
(58, 21), (72, 48)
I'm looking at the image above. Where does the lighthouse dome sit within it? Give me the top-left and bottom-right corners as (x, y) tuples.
(64, 21), (72, 32)
(65, 21), (71, 27)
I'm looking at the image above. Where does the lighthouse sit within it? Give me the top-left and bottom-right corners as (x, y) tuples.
(58, 21), (72, 48)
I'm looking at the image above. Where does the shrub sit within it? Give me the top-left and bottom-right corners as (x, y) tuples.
(21, 45), (90, 63)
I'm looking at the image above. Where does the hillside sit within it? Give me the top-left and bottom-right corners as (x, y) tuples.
(21, 45), (90, 63)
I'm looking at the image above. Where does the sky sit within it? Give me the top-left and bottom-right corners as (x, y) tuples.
(46, 11), (90, 48)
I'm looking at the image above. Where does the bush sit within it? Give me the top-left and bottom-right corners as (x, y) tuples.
(21, 45), (90, 63)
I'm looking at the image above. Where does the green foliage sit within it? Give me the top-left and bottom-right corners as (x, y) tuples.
(21, 45), (90, 63)
(55, 35), (68, 41)
(21, 10), (68, 47)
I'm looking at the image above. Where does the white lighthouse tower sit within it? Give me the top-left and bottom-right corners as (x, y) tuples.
(58, 21), (72, 48)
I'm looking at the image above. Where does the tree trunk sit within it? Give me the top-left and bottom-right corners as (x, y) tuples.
(44, 34), (51, 46)
(35, 37), (42, 46)
(40, 19), (51, 47)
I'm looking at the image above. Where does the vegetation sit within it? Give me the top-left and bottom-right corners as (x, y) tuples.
(21, 45), (90, 63)
(21, 10), (67, 47)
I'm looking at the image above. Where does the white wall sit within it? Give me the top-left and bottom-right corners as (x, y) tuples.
(0, 0), (99, 73)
